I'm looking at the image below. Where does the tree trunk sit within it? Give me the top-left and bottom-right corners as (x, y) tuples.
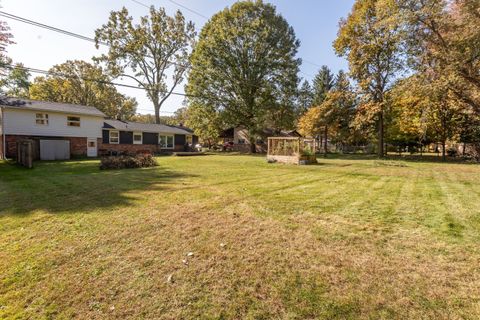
(250, 141), (256, 153)
(377, 111), (384, 158)
(442, 141), (446, 161)
(152, 97), (161, 124)
(323, 126), (328, 158)
(463, 142), (467, 156)
(250, 142), (257, 153)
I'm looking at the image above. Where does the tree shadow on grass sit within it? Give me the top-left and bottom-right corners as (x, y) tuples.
(0, 159), (193, 216)
(322, 153), (476, 165)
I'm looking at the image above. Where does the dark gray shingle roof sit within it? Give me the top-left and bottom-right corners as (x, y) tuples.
(0, 97), (106, 117)
(103, 119), (193, 135)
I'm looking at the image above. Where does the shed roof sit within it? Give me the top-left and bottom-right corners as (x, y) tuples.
(0, 97), (106, 117)
(103, 119), (194, 135)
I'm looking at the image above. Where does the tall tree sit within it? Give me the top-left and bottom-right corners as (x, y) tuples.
(334, 0), (406, 157)
(312, 65), (334, 106)
(0, 17), (15, 92)
(298, 70), (356, 156)
(0, 17), (13, 62)
(401, 0), (480, 114)
(330, 70), (357, 146)
(187, 0), (300, 153)
(186, 103), (222, 148)
(95, 6), (196, 124)
(0, 61), (30, 98)
(296, 80), (314, 117)
(391, 74), (464, 160)
(29, 60), (137, 120)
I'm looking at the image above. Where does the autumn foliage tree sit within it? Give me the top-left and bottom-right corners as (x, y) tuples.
(298, 71), (356, 155)
(402, 0), (480, 114)
(334, 0), (406, 157)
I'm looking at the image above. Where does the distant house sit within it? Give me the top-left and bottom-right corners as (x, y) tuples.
(101, 120), (198, 155)
(219, 126), (301, 152)
(0, 98), (105, 160)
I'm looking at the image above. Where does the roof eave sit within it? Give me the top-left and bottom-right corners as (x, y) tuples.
(1, 105), (106, 118)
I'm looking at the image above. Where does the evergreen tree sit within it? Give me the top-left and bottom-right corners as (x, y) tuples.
(312, 65), (334, 106)
(296, 80), (314, 117)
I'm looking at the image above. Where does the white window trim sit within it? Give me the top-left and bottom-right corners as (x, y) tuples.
(133, 131), (143, 145)
(67, 115), (81, 127)
(109, 130), (119, 144)
(159, 134), (175, 149)
(35, 113), (49, 126)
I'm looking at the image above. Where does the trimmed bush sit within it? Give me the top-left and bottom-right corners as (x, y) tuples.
(100, 154), (158, 170)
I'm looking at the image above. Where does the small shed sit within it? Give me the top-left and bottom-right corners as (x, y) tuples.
(267, 137), (317, 165)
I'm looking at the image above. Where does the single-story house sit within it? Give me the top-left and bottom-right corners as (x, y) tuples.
(0, 97), (105, 160)
(100, 120), (198, 155)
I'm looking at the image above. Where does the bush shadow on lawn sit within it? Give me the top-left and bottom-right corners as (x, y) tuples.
(0, 159), (193, 216)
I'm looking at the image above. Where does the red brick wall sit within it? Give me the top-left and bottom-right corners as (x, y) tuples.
(69, 137), (87, 156)
(98, 142), (185, 155)
(5, 135), (21, 158)
(98, 142), (161, 155)
(4, 135), (88, 159)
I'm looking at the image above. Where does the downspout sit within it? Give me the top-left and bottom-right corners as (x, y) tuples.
(1, 107), (5, 160)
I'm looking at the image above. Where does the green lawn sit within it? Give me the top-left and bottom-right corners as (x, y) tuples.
(1, 155), (479, 319)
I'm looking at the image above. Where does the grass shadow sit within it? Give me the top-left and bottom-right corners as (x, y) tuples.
(321, 153), (475, 165)
(0, 159), (193, 216)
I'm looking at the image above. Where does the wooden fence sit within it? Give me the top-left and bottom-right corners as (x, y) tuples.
(16, 140), (34, 168)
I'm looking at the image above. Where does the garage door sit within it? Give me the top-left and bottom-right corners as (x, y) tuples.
(40, 140), (70, 160)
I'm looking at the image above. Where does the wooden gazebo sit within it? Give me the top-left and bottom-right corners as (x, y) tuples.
(267, 137), (317, 165)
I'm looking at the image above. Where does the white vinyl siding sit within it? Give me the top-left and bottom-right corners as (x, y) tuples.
(133, 132), (142, 144)
(109, 130), (119, 144)
(2, 108), (103, 138)
(159, 134), (174, 149)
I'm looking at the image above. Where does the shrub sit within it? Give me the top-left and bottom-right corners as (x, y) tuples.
(100, 154), (158, 170)
(467, 144), (480, 161)
(447, 148), (458, 157)
(302, 146), (314, 156)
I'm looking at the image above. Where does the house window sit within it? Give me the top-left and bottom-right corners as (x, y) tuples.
(133, 132), (142, 144)
(237, 139), (246, 144)
(36, 113), (48, 125)
(67, 116), (81, 127)
(159, 135), (174, 149)
(109, 130), (119, 144)
(186, 135), (193, 145)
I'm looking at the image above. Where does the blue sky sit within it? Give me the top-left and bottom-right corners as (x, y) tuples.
(2, 0), (355, 115)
